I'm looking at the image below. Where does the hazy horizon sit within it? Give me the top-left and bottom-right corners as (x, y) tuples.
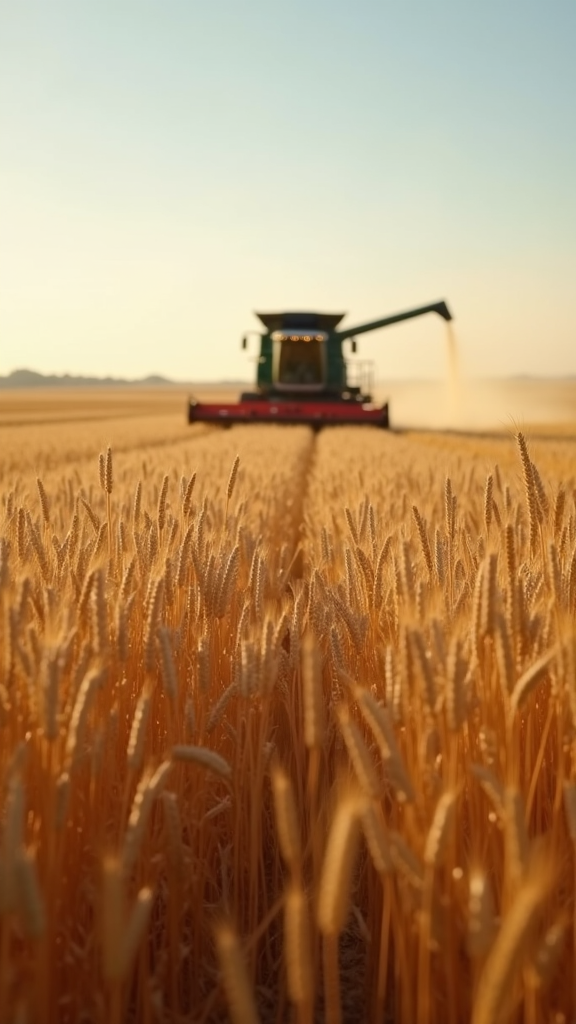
(1, 1), (575, 383)
(3, 364), (576, 386)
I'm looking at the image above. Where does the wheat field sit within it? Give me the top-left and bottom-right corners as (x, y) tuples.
(1, 389), (576, 1024)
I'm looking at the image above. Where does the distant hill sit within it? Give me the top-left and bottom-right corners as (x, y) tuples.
(0, 369), (204, 389)
(2, 368), (573, 391)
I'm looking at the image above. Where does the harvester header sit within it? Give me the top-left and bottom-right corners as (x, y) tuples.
(188, 299), (453, 428)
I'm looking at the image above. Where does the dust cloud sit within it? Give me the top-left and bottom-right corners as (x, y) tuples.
(374, 326), (576, 433)
(445, 321), (461, 424)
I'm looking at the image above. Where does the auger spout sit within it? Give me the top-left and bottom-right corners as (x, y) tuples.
(336, 300), (452, 341)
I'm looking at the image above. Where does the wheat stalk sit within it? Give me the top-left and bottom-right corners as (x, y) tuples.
(215, 921), (260, 1024)
(471, 858), (553, 1024)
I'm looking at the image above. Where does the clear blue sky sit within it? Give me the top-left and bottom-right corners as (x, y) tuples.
(1, 0), (575, 381)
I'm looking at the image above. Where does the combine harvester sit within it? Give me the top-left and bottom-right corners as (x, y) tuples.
(188, 300), (453, 428)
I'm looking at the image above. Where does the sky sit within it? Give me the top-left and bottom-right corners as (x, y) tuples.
(1, 0), (575, 383)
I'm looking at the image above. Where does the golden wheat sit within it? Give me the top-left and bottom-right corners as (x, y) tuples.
(1, 399), (576, 1022)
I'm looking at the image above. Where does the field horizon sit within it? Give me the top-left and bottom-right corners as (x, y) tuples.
(1, 378), (576, 434)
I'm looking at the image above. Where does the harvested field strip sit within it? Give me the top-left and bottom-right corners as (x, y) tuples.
(0, 417), (212, 479)
(0, 387), (194, 425)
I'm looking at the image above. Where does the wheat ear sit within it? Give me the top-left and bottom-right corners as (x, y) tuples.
(471, 859), (553, 1024)
(215, 921), (260, 1024)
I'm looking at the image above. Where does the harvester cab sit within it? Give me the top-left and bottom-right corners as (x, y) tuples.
(188, 300), (452, 428)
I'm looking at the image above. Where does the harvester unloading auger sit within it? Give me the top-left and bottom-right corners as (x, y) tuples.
(188, 300), (453, 428)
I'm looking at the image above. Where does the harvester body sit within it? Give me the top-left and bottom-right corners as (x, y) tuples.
(188, 300), (452, 428)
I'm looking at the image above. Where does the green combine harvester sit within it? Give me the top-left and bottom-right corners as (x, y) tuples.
(188, 300), (453, 427)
